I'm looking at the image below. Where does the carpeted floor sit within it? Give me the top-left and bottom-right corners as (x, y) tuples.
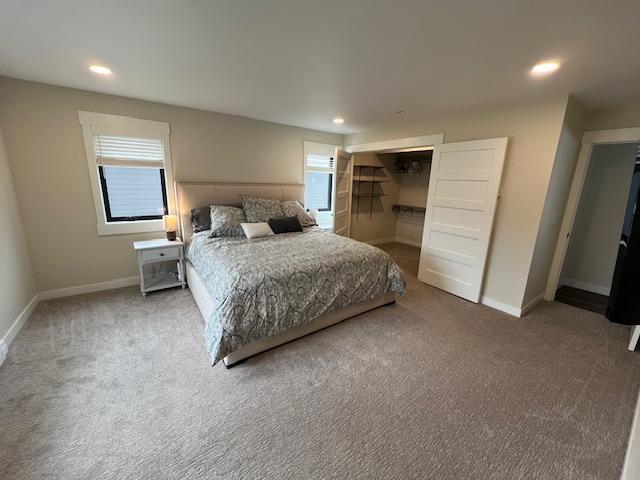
(1, 243), (639, 479)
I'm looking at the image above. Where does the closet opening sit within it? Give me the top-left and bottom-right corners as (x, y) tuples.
(344, 136), (508, 305)
(554, 142), (640, 314)
(347, 147), (433, 275)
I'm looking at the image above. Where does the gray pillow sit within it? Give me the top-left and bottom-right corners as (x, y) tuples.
(209, 205), (246, 237)
(281, 200), (317, 227)
(241, 195), (284, 223)
(191, 206), (211, 233)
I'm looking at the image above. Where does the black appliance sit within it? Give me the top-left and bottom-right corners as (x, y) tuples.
(606, 146), (640, 325)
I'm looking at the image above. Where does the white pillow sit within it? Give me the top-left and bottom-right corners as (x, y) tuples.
(241, 222), (274, 239)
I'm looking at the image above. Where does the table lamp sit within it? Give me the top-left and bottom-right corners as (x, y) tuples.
(163, 215), (178, 241)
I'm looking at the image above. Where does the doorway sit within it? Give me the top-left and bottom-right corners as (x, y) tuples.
(546, 128), (640, 301)
(554, 142), (640, 313)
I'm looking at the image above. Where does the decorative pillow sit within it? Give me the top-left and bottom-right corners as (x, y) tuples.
(268, 216), (303, 234)
(191, 206), (211, 233)
(241, 195), (285, 223)
(281, 200), (317, 227)
(241, 222), (274, 239)
(209, 205), (246, 237)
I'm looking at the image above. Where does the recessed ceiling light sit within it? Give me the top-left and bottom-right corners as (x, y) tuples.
(333, 117), (344, 124)
(530, 61), (560, 76)
(89, 65), (112, 75)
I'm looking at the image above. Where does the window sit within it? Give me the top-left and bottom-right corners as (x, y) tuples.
(94, 134), (168, 221)
(306, 171), (332, 211)
(79, 112), (174, 235)
(304, 142), (338, 229)
(99, 166), (167, 221)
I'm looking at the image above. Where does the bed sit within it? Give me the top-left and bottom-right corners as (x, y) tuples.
(176, 181), (406, 367)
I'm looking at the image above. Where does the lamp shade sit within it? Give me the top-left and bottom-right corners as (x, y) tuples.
(163, 215), (178, 232)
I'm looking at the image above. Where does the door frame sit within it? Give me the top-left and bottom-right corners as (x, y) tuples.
(544, 127), (640, 301)
(345, 133), (444, 154)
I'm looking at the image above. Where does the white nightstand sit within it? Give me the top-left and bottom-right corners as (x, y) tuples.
(133, 239), (186, 296)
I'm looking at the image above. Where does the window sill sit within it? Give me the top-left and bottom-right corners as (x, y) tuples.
(97, 219), (164, 236)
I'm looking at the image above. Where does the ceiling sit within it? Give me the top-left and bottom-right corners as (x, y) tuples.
(1, 0), (639, 134)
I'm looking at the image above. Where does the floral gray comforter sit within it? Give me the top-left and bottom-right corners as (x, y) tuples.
(187, 228), (405, 364)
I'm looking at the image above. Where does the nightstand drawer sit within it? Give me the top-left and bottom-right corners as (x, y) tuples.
(142, 246), (181, 262)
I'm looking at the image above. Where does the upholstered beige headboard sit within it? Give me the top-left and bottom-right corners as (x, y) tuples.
(175, 181), (305, 243)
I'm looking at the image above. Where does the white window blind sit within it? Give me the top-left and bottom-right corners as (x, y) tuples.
(93, 134), (165, 167)
(306, 154), (334, 172)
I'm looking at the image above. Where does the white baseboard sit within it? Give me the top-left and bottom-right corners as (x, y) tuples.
(39, 276), (139, 301)
(630, 325), (640, 352)
(520, 293), (545, 316)
(480, 296), (522, 317)
(394, 236), (422, 248)
(364, 236), (422, 248)
(0, 294), (39, 367)
(481, 293), (544, 318)
(559, 277), (610, 296)
(365, 237), (397, 246)
(0, 341), (7, 367)
(622, 387), (640, 480)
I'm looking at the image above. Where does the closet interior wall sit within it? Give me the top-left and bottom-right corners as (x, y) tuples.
(395, 161), (431, 246)
(348, 152), (399, 243)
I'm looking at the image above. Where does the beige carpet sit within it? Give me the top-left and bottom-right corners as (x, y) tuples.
(1, 243), (639, 479)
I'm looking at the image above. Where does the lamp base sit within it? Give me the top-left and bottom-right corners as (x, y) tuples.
(166, 230), (177, 241)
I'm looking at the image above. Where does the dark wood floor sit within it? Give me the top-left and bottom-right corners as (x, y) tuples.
(555, 285), (609, 314)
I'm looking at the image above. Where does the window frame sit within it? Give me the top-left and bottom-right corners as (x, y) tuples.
(79, 111), (175, 236)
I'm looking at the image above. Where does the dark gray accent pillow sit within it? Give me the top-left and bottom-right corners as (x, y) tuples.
(268, 216), (303, 234)
(191, 206), (211, 233)
(241, 195), (285, 223)
(210, 205), (246, 237)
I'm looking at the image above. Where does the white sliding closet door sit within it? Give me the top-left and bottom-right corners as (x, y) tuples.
(418, 138), (508, 302)
(333, 148), (353, 236)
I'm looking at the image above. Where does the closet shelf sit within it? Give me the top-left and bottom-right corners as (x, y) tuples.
(354, 165), (386, 169)
(352, 164), (387, 220)
(353, 178), (390, 183)
(392, 204), (426, 215)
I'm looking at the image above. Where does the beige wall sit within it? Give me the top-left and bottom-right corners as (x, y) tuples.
(346, 97), (570, 310)
(522, 97), (586, 306)
(0, 77), (342, 291)
(560, 142), (638, 292)
(395, 164), (430, 246)
(584, 102), (640, 131)
(0, 125), (36, 345)
(349, 153), (399, 243)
